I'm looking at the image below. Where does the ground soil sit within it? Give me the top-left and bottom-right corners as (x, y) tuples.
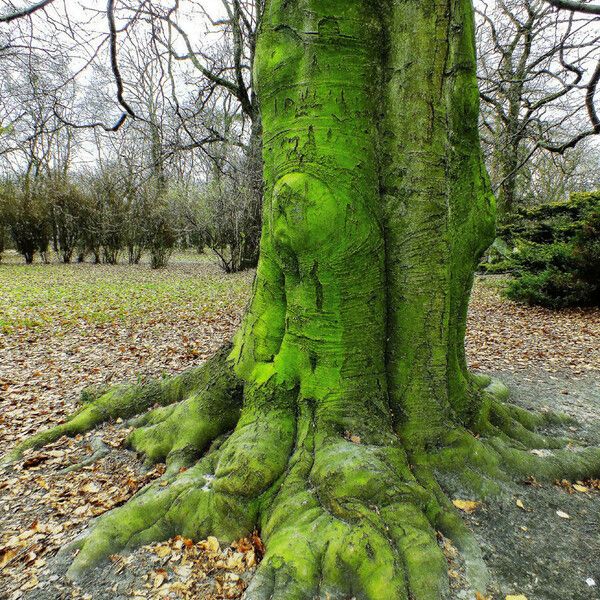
(1, 257), (598, 600)
(457, 371), (600, 600)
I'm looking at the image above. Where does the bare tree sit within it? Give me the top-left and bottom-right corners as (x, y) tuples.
(1, 0), (266, 267)
(476, 0), (600, 214)
(139, 0), (264, 267)
(517, 138), (600, 203)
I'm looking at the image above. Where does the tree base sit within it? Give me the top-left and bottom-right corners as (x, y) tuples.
(5, 350), (600, 599)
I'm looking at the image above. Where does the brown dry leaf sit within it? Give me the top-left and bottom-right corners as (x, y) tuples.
(250, 531), (265, 557)
(203, 536), (220, 555)
(556, 479), (574, 493)
(343, 431), (361, 444)
(245, 549), (257, 569)
(0, 547), (17, 568)
(441, 536), (459, 559)
(452, 499), (481, 514)
(225, 552), (246, 571)
(232, 538), (253, 553)
(81, 482), (100, 494)
(153, 569), (168, 588)
(153, 545), (171, 559)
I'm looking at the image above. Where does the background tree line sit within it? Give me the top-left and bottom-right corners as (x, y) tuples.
(0, 0), (263, 271)
(0, 146), (259, 271)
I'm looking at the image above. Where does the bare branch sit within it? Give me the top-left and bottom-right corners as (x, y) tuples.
(542, 58), (600, 152)
(107, 0), (136, 119)
(0, 0), (55, 23)
(545, 0), (600, 15)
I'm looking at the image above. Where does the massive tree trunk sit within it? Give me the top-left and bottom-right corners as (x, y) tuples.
(5, 1), (600, 598)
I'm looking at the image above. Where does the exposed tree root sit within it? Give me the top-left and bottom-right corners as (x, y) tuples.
(57, 436), (110, 475)
(65, 392), (455, 599)
(1, 345), (242, 466)
(5, 371), (600, 599)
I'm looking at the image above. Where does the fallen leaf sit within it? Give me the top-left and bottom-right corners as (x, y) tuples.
(201, 536), (220, 554)
(452, 499), (481, 514)
(81, 482), (100, 494)
(556, 510), (570, 519)
(573, 484), (588, 493)
(0, 548), (17, 568)
(173, 564), (193, 580)
(153, 569), (167, 588)
(154, 545), (171, 558)
(516, 499), (525, 510)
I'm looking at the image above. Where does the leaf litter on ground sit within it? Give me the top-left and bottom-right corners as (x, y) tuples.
(0, 257), (599, 598)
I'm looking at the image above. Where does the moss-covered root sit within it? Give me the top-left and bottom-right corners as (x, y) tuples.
(66, 384), (298, 580)
(59, 381), (600, 597)
(477, 378), (575, 448)
(66, 453), (222, 579)
(126, 363), (243, 470)
(2, 345), (241, 466)
(246, 395), (459, 599)
(63, 389), (469, 599)
(246, 435), (454, 600)
(423, 425), (600, 499)
(472, 379), (600, 481)
(69, 434), (458, 599)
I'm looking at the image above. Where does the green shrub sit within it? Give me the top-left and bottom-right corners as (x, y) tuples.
(504, 192), (600, 308)
(0, 179), (52, 264)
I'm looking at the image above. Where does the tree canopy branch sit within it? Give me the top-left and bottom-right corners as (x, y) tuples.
(0, 0), (55, 23)
(545, 0), (600, 14)
(107, 0), (136, 119)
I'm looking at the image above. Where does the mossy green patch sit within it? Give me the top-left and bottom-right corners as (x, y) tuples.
(0, 257), (251, 333)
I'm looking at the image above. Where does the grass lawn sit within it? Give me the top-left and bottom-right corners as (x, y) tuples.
(0, 251), (253, 334)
